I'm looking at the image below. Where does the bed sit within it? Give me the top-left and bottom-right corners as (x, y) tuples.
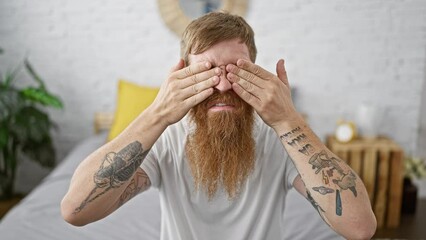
(0, 112), (343, 240)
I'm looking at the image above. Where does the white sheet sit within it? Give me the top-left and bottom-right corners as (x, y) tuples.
(0, 133), (342, 240)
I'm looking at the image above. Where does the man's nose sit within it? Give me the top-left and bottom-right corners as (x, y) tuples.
(214, 67), (232, 93)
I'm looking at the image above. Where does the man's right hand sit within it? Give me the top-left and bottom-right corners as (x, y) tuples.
(62, 60), (220, 226)
(149, 59), (221, 127)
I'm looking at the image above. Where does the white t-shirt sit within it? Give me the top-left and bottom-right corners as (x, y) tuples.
(141, 114), (299, 240)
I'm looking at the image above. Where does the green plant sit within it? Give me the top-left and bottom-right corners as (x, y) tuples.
(404, 156), (426, 180)
(0, 51), (63, 200)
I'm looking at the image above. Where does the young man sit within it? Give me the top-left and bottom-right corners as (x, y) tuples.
(61, 12), (376, 239)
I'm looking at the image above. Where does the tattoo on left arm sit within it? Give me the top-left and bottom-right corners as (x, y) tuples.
(312, 186), (334, 195)
(280, 127), (316, 155)
(280, 128), (359, 217)
(336, 189), (342, 216)
(307, 189), (326, 216)
(308, 150), (343, 174)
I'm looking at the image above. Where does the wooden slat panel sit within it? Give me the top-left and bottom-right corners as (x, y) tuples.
(387, 150), (404, 227)
(335, 150), (343, 160)
(350, 150), (362, 177)
(363, 148), (377, 204)
(340, 150), (350, 165)
(374, 151), (390, 228)
(326, 136), (404, 228)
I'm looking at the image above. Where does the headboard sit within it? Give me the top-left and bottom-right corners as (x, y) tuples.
(94, 112), (114, 134)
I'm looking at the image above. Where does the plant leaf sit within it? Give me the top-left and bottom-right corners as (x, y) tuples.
(24, 59), (46, 90)
(21, 135), (56, 168)
(0, 87), (24, 120)
(20, 87), (63, 109)
(3, 66), (21, 88)
(0, 123), (8, 150)
(11, 106), (51, 143)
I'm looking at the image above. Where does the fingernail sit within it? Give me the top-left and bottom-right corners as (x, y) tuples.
(215, 67), (221, 75)
(226, 65), (233, 72)
(213, 76), (219, 82)
(205, 62), (211, 68)
(227, 73), (233, 81)
(237, 59), (244, 67)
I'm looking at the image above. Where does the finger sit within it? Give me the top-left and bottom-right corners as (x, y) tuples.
(231, 82), (261, 109)
(236, 59), (272, 79)
(276, 59), (289, 86)
(179, 67), (221, 88)
(173, 61), (212, 79)
(181, 75), (220, 99)
(226, 64), (263, 87)
(183, 88), (214, 108)
(227, 72), (263, 99)
(169, 59), (185, 73)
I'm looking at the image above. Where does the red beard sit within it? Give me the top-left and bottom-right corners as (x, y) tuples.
(186, 90), (256, 200)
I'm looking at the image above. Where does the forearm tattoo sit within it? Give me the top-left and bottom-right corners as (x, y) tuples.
(280, 127), (315, 155)
(73, 141), (149, 214)
(117, 170), (150, 207)
(307, 189), (326, 217)
(280, 127), (358, 217)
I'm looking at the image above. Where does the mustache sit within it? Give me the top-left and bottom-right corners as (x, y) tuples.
(199, 89), (244, 109)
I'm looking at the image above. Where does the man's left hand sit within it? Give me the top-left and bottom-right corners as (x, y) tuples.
(226, 59), (298, 129)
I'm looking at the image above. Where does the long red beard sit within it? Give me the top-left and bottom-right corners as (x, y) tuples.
(186, 90), (255, 200)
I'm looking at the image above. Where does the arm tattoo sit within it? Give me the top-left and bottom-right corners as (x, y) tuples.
(308, 150), (358, 216)
(298, 144), (316, 155)
(281, 128), (358, 217)
(117, 170), (150, 207)
(336, 189), (342, 216)
(73, 141), (149, 214)
(306, 189), (326, 215)
(332, 171), (357, 197)
(308, 150), (343, 174)
(280, 127), (316, 155)
(312, 186), (334, 195)
(280, 126), (301, 140)
(308, 150), (357, 196)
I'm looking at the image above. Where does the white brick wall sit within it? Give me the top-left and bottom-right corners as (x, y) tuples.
(249, 0), (426, 154)
(1, 0), (425, 192)
(418, 66), (426, 158)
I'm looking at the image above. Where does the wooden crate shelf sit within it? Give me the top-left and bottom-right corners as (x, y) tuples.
(327, 136), (404, 228)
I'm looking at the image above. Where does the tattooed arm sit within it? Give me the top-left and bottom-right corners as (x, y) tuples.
(278, 119), (376, 239)
(61, 112), (161, 226)
(61, 59), (222, 226)
(227, 59), (377, 239)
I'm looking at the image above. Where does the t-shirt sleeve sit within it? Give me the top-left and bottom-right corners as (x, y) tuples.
(141, 141), (162, 189)
(264, 121), (299, 192)
(284, 152), (299, 192)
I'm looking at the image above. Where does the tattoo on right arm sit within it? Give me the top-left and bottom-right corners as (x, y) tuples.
(73, 141), (149, 214)
(117, 170), (151, 207)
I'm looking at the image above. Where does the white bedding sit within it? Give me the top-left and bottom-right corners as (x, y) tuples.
(0, 133), (343, 240)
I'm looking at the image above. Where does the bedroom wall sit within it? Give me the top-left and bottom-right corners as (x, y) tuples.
(415, 52), (426, 197)
(1, 0), (425, 193)
(417, 60), (426, 159)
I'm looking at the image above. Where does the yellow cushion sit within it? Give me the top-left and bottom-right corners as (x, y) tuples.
(107, 80), (159, 141)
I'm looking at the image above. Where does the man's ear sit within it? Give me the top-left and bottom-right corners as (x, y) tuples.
(185, 55), (191, 67)
(170, 59), (185, 73)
